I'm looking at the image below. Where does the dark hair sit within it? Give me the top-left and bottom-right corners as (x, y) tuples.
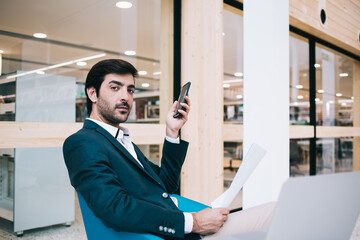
(85, 59), (137, 115)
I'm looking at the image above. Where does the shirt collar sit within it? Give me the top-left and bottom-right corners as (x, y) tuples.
(87, 118), (130, 139)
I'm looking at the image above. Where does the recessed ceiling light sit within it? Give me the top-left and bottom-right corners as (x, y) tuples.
(315, 98), (320, 102)
(329, 100), (334, 104)
(222, 32), (225, 36)
(141, 83), (150, 88)
(153, 71), (161, 76)
(33, 33), (47, 38)
(5, 53), (106, 80)
(0, 50), (3, 54)
(36, 71), (45, 75)
(339, 73), (348, 77)
(351, 96), (354, 100)
(296, 85), (303, 89)
(76, 61), (87, 66)
(116, 1), (132, 9)
(138, 71), (147, 75)
(317, 89), (324, 93)
(223, 84), (230, 88)
(234, 72), (243, 77)
(236, 95), (243, 99)
(303, 73), (308, 77)
(314, 63), (321, 68)
(124, 50), (136, 56)
(297, 95), (304, 99)
(341, 103), (347, 106)
(223, 79), (242, 84)
(336, 93), (342, 97)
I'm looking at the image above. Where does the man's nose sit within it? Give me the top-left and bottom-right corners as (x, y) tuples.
(120, 88), (130, 101)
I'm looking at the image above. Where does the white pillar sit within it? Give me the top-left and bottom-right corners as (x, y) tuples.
(243, 0), (289, 208)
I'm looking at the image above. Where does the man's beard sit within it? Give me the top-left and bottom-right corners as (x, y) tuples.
(97, 97), (131, 125)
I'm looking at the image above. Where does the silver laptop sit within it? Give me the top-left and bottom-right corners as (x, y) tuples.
(218, 171), (360, 240)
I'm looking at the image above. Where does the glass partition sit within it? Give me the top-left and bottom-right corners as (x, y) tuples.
(289, 34), (310, 125)
(223, 6), (243, 210)
(315, 44), (354, 126)
(316, 137), (353, 174)
(223, 8), (244, 124)
(0, 1), (167, 225)
(314, 44), (354, 174)
(0, 0), (164, 123)
(290, 139), (310, 176)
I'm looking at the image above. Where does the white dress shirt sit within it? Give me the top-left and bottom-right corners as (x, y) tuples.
(87, 118), (193, 233)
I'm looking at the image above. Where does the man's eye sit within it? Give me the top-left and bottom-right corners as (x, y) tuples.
(111, 86), (119, 90)
(128, 89), (135, 94)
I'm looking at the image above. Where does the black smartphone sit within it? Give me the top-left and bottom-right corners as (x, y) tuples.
(173, 82), (191, 118)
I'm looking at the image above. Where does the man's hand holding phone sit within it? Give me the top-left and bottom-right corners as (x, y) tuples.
(173, 82), (191, 118)
(166, 96), (191, 139)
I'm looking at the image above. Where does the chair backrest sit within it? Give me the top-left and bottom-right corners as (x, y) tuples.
(77, 192), (209, 240)
(171, 193), (210, 212)
(77, 192), (163, 240)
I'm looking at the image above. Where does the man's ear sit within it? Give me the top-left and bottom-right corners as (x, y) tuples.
(87, 87), (97, 103)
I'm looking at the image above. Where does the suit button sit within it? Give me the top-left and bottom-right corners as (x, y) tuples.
(162, 192), (169, 198)
(164, 227), (168, 232)
(159, 226), (163, 231)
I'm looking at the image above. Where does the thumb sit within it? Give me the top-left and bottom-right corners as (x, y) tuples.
(171, 101), (179, 113)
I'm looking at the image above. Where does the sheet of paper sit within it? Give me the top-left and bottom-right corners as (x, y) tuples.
(211, 143), (267, 208)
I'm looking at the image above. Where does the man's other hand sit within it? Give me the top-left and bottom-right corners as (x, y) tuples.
(166, 96), (191, 138)
(191, 208), (230, 236)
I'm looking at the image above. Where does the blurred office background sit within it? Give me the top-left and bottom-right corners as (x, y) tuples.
(0, 0), (359, 238)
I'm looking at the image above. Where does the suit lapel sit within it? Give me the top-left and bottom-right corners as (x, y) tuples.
(83, 120), (164, 188)
(133, 145), (165, 187)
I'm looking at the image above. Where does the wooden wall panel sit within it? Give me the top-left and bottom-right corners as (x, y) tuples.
(223, 124), (243, 141)
(0, 122), (166, 149)
(316, 126), (360, 138)
(289, 0), (360, 56)
(223, 124), (360, 141)
(160, 0), (174, 124)
(290, 125), (314, 139)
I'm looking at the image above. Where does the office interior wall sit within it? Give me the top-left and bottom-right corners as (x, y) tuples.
(243, 0), (289, 208)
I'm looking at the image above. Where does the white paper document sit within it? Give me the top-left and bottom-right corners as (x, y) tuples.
(211, 143), (267, 208)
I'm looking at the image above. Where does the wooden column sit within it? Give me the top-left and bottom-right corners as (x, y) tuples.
(160, 0), (174, 123)
(158, 0), (174, 162)
(181, 0), (224, 205)
(354, 61), (360, 171)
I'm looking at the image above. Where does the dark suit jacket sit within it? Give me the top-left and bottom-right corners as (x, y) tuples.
(63, 119), (195, 239)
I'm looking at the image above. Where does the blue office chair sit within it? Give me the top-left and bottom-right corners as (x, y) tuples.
(77, 192), (209, 240)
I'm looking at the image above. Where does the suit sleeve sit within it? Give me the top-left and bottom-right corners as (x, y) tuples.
(136, 139), (189, 193)
(63, 134), (185, 239)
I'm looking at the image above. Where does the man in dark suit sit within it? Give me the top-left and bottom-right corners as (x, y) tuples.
(63, 59), (229, 239)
